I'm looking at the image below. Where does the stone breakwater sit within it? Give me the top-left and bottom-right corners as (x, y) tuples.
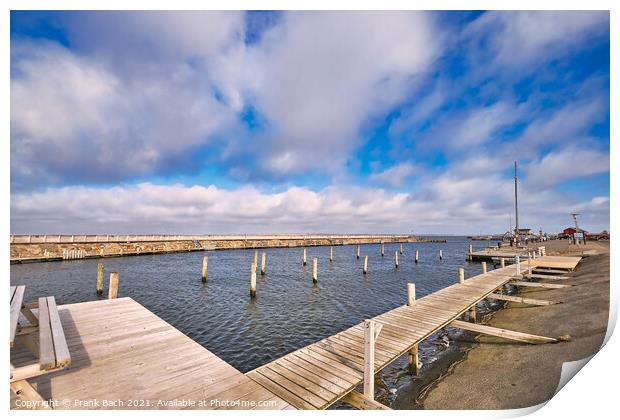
(10, 235), (422, 264)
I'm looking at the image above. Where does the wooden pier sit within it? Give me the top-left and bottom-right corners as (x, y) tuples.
(11, 255), (581, 410)
(10, 298), (294, 410)
(246, 256), (580, 409)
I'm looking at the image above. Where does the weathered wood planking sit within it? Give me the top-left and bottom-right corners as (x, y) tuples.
(246, 256), (581, 410)
(246, 264), (527, 409)
(10, 298), (293, 410)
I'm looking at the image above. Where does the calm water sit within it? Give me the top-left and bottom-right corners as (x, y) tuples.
(11, 237), (495, 403)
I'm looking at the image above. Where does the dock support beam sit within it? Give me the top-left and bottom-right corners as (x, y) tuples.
(363, 320), (382, 400)
(415, 249), (419, 264)
(381, 243), (384, 257)
(363, 256), (368, 274)
(439, 249), (443, 260)
(330, 246), (333, 262)
(303, 248), (307, 266)
(357, 245), (360, 260)
(500, 257), (505, 268)
(407, 283), (420, 373)
(400, 244), (403, 255)
(482, 261), (487, 274)
(450, 320), (560, 344)
(458, 267), (465, 284)
(395, 251), (399, 269)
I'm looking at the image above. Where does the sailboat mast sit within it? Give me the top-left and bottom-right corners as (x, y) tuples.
(514, 161), (519, 245)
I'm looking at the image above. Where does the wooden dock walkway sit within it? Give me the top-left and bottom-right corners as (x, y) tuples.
(246, 256), (580, 409)
(10, 298), (294, 410)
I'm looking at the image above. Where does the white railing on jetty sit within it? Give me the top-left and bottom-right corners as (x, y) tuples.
(10, 233), (411, 244)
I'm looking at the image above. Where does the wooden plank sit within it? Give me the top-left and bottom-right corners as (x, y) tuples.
(37, 296), (55, 370)
(487, 293), (559, 306)
(524, 273), (570, 280)
(254, 367), (326, 409)
(510, 280), (571, 289)
(248, 370), (316, 410)
(10, 286), (26, 347)
(342, 390), (391, 410)
(46, 296), (71, 367)
(450, 320), (558, 344)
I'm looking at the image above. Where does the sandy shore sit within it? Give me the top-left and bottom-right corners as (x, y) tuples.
(394, 240), (610, 409)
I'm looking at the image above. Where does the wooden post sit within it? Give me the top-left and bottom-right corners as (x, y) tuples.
(381, 243), (384, 257)
(108, 272), (119, 299)
(357, 245), (360, 260)
(329, 246), (333, 262)
(482, 261), (487, 274)
(458, 267), (465, 284)
(201, 256), (208, 282)
(400, 244), (403, 255)
(469, 303), (477, 323)
(515, 256), (521, 276)
(407, 283), (419, 372)
(528, 254), (532, 276)
(407, 283), (416, 307)
(500, 257), (505, 268)
(415, 249), (419, 264)
(303, 248), (307, 266)
(439, 249), (443, 260)
(312, 257), (318, 283)
(261, 252), (266, 275)
(363, 320), (376, 399)
(96, 262), (104, 295)
(363, 256), (368, 274)
(250, 263), (257, 298)
(253, 250), (258, 267)
(395, 251), (399, 268)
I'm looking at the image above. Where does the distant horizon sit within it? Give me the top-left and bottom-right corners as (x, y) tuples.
(10, 11), (610, 234)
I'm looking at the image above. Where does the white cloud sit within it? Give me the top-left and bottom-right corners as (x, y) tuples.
(464, 11), (609, 69)
(369, 162), (420, 187)
(523, 147), (610, 189)
(245, 11), (441, 175)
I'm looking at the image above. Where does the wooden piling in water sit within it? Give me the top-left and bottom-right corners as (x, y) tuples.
(400, 244), (403, 255)
(500, 257), (505, 268)
(312, 257), (318, 283)
(253, 250), (258, 267)
(201, 256), (208, 282)
(407, 283), (416, 307)
(381, 243), (384, 257)
(357, 245), (360, 260)
(482, 261), (487, 274)
(363, 256), (368, 274)
(458, 267), (465, 284)
(303, 248), (307, 266)
(415, 249), (419, 264)
(329, 246), (333, 262)
(108, 272), (119, 299)
(395, 251), (399, 268)
(261, 252), (266, 275)
(439, 249), (443, 260)
(250, 262), (257, 298)
(96, 262), (104, 295)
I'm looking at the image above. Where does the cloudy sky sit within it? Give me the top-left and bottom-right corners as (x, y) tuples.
(10, 10), (610, 234)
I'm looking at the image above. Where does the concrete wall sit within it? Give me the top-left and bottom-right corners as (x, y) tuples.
(10, 235), (419, 263)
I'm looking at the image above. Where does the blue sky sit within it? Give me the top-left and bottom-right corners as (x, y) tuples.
(10, 11), (610, 234)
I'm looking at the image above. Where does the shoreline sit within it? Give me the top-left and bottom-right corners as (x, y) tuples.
(393, 239), (610, 409)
